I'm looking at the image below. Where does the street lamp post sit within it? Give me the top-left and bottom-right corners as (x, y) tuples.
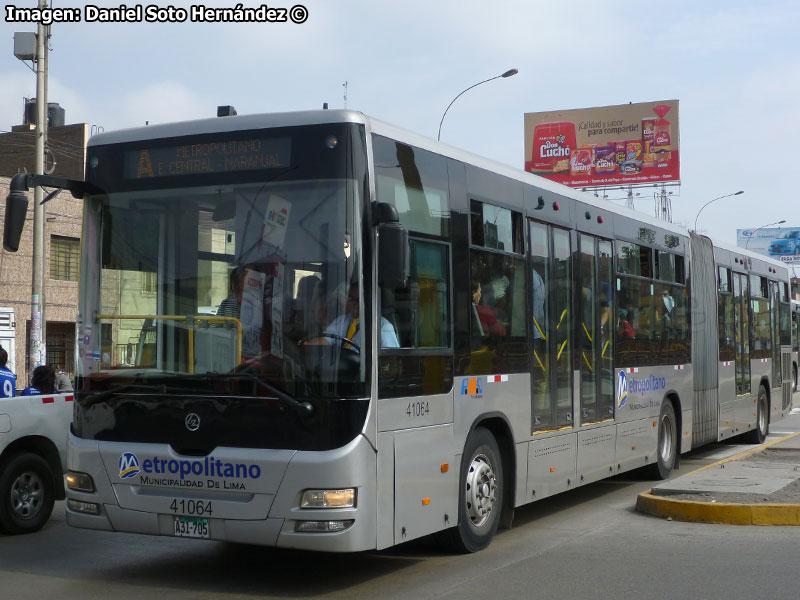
(693, 190), (744, 232)
(437, 68), (518, 141)
(746, 220), (786, 249)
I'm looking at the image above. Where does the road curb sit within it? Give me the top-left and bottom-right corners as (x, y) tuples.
(636, 432), (800, 525)
(635, 491), (800, 525)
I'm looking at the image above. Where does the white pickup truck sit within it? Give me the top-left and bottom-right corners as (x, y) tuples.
(0, 391), (73, 534)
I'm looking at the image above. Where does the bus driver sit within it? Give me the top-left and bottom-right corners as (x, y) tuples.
(325, 283), (399, 350)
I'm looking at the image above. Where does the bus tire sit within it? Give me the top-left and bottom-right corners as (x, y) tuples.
(439, 427), (503, 553)
(745, 385), (769, 444)
(647, 400), (677, 480)
(0, 452), (56, 535)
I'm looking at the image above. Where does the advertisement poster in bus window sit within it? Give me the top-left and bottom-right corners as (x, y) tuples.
(524, 100), (680, 188)
(737, 227), (800, 264)
(240, 268), (266, 358)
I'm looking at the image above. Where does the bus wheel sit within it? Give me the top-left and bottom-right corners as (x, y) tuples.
(745, 386), (769, 444)
(648, 400), (677, 480)
(439, 427), (503, 553)
(0, 453), (55, 534)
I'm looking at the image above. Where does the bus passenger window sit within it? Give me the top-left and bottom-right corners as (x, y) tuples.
(378, 239), (453, 398)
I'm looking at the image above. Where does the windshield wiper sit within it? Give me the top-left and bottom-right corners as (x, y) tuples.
(80, 383), (200, 408)
(232, 372), (314, 418)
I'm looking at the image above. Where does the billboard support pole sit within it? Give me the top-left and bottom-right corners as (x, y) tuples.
(625, 186), (635, 210)
(656, 185), (672, 223)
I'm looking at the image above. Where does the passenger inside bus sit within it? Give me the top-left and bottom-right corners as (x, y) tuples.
(617, 308), (635, 339)
(659, 287), (676, 339)
(217, 267), (244, 318)
(471, 281), (506, 337)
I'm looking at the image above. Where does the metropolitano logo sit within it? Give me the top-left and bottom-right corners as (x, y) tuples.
(616, 370), (628, 409)
(119, 452), (141, 479)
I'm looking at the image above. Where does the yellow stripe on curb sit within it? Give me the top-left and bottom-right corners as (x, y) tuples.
(636, 431), (800, 526)
(636, 492), (800, 526)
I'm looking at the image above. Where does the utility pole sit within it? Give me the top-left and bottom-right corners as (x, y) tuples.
(30, 0), (49, 376)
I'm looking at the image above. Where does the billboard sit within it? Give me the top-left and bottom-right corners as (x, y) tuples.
(737, 227), (800, 265)
(524, 100), (680, 188)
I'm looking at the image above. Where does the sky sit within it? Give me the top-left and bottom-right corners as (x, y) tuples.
(1, 0), (798, 246)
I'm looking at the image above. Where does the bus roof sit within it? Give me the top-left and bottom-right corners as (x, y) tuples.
(88, 109), (786, 274)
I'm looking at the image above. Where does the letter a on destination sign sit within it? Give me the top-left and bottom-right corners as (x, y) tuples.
(136, 150), (154, 178)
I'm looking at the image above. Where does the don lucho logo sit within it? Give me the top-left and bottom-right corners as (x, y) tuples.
(119, 452), (141, 479)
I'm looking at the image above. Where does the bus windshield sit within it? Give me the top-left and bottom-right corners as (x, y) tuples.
(77, 176), (366, 399)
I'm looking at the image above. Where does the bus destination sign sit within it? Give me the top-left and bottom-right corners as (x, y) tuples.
(123, 137), (291, 179)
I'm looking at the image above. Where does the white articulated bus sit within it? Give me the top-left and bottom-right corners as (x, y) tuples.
(3, 110), (792, 552)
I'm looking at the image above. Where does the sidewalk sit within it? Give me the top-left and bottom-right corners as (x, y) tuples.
(636, 431), (800, 525)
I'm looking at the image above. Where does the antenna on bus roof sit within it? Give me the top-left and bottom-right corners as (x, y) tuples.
(323, 103), (328, 110)
(217, 105), (237, 117)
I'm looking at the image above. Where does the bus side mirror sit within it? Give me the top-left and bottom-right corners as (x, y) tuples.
(3, 189), (29, 253)
(3, 172), (91, 253)
(374, 202), (409, 289)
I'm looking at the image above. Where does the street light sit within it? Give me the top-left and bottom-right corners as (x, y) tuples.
(693, 190), (744, 232)
(437, 68), (518, 141)
(746, 220), (786, 249)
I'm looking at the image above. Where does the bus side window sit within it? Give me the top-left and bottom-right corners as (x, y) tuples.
(378, 239), (453, 398)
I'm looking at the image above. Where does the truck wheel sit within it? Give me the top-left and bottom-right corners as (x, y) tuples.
(745, 386), (769, 444)
(438, 427), (503, 553)
(647, 400), (677, 480)
(0, 453), (56, 534)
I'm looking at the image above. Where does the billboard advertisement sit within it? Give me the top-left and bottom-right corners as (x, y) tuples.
(737, 227), (800, 264)
(524, 100), (680, 188)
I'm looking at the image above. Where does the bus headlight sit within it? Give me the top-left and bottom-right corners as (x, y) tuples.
(66, 471), (95, 493)
(300, 488), (356, 508)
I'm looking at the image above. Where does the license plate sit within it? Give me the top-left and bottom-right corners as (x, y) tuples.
(173, 516), (210, 539)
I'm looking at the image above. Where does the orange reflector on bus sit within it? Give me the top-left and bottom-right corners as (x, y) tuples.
(549, 467), (556, 472)
(441, 463), (449, 473)
(422, 498), (430, 506)
(631, 445), (636, 450)
(653, 421), (657, 427)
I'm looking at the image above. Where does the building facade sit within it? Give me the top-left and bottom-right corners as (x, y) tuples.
(0, 120), (87, 385)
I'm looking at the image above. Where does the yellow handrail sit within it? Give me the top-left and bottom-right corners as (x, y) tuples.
(533, 349), (546, 372)
(532, 316), (546, 341)
(96, 314), (242, 373)
(582, 322), (593, 343)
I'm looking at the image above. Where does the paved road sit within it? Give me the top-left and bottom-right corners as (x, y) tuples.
(1, 411), (799, 600)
